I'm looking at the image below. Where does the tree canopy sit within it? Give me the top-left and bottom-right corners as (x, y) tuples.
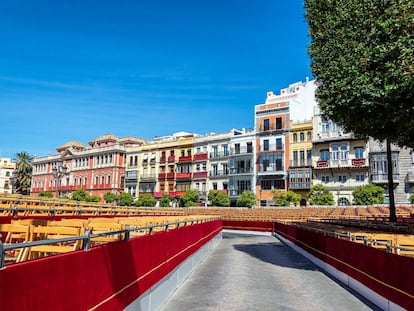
(208, 190), (230, 207)
(352, 184), (385, 205)
(179, 189), (199, 207)
(136, 193), (156, 207)
(272, 190), (301, 207)
(236, 190), (258, 208)
(13, 151), (33, 195)
(305, 0), (414, 147)
(308, 184), (335, 206)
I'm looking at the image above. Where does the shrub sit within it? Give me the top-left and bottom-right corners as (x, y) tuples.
(352, 184), (385, 205)
(38, 191), (53, 198)
(308, 184), (334, 206)
(118, 192), (134, 206)
(136, 193), (156, 207)
(159, 193), (173, 207)
(104, 192), (118, 204)
(179, 189), (199, 207)
(208, 190), (230, 207)
(272, 190), (301, 207)
(237, 190), (258, 208)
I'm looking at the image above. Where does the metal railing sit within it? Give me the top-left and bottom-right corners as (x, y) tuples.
(0, 217), (221, 268)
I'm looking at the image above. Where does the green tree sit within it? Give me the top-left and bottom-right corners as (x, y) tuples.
(352, 184), (385, 205)
(272, 190), (301, 207)
(409, 189), (414, 204)
(305, 0), (414, 221)
(208, 190), (230, 207)
(13, 151), (34, 195)
(86, 194), (100, 203)
(71, 189), (88, 201)
(118, 192), (134, 206)
(236, 190), (258, 208)
(159, 193), (173, 207)
(136, 193), (156, 207)
(38, 191), (53, 198)
(179, 189), (199, 207)
(308, 184), (335, 206)
(104, 192), (118, 204)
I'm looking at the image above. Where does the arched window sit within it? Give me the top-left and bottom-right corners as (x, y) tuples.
(307, 131), (312, 141)
(101, 175), (105, 184)
(293, 133), (297, 142)
(107, 175), (111, 184)
(300, 132), (305, 141)
(338, 197), (350, 206)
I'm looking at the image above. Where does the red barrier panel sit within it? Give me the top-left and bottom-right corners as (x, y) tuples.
(222, 220), (275, 232)
(0, 220), (222, 311)
(275, 222), (414, 310)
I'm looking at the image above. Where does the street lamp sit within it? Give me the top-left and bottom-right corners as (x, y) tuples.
(52, 165), (68, 198)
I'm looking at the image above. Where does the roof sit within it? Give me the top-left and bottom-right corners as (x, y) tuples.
(56, 141), (87, 151)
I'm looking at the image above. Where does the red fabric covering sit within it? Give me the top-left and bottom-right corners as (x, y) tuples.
(0, 220), (222, 310)
(275, 222), (414, 310)
(222, 220), (275, 232)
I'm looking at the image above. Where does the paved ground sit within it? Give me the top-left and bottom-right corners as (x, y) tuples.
(159, 231), (381, 311)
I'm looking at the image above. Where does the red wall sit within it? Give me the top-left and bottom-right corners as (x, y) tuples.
(275, 222), (414, 310)
(222, 220), (275, 232)
(0, 220), (222, 310)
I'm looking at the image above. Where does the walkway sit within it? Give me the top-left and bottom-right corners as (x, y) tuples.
(160, 231), (381, 311)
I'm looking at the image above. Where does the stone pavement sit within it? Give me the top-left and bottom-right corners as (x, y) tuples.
(159, 231), (381, 311)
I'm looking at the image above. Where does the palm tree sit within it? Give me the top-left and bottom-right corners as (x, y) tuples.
(13, 151), (34, 195)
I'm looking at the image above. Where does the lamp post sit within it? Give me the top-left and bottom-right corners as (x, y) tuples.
(52, 165), (68, 198)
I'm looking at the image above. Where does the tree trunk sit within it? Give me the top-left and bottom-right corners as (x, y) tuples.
(386, 139), (397, 222)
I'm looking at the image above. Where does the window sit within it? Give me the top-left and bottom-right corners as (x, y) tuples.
(187, 149), (191, 156)
(212, 145), (218, 157)
(222, 144), (228, 156)
(355, 147), (364, 159)
(213, 183), (217, 190)
(107, 175), (111, 184)
(247, 142), (253, 153)
(263, 140), (269, 151)
(300, 150), (305, 161)
(293, 151), (298, 161)
(101, 175), (105, 184)
(293, 133), (297, 142)
(307, 131), (312, 141)
(300, 132), (305, 141)
(235, 143), (240, 154)
(356, 174), (365, 181)
(339, 144), (349, 159)
(321, 120), (330, 132)
(95, 175), (99, 185)
(338, 175), (347, 183)
(276, 117), (282, 129)
(276, 138), (282, 150)
(321, 150), (330, 161)
(331, 145), (339, 160)
(263, 119), (270, 131)
(261, 180), (272, 190)
(321, 175), (329, 183)
(307, 150), (312, 160)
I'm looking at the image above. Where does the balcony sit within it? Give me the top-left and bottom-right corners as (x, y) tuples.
(289, 159), (312, 167)
(289, 182), (311, 190)
(159, 157), (166, 164)
(257, 125), (285, 133)
(209, 151), (229, 159)
(257, 165), (284, 175)
(229, 189), (248, 197)
(315, 158), (368, 169)
(140, 174), (156, 181)
(166, 173), (175, 179)
(168, 156), (176, 163)
(228, 168), (254, 175)
(259, 144), (284, 153)
(229, 147), (254, 156)
(178, 155), (193, 162)
(193, 153), (208, 161)
(371, 174), (399, 184)
(158, 173), (166, 180)
(193, 171), (208, 179)
(209, 170), (229, 177)
(176, 172), (191, 179)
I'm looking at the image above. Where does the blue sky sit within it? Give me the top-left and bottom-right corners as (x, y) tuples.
(0, 0), (312, 159)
